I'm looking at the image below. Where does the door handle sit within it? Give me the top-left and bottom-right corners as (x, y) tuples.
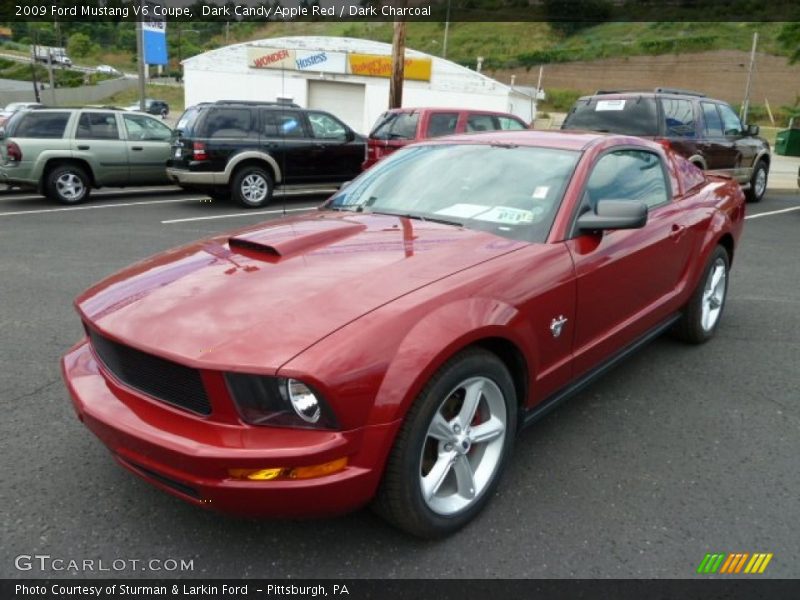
(77, 145), (90, 150)
(131, 146), (143, 151)
(669, 224), (686, 240)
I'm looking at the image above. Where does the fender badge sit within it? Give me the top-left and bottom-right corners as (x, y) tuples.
(550, 315), (568, 338)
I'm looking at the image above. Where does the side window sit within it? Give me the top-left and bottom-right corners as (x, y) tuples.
(202, 109), (254, 138)
(498, 116), (526, 130)
(76, 112), (120, 140)
(585, 150), (669, 210)
(307, 112), (348, 140)
(262, 110), (306, 139)
(717, 104), (743, 136)
(701, 102), (724, 137)
(661, 98), (696, 137)
(123, 113), (171, 141)
(426, 112), (458, 138)
(11, 112), (70, 138)
(466, 114), (498, 133)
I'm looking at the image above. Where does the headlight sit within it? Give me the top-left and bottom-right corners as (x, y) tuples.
(225, 373), (337, 429)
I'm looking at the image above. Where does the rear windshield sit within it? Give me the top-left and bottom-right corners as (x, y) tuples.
(7, 112), (70, 139)
(174, 106), (201, 137)
(370, 111), (419, 140)
(562, 97), (658, 136)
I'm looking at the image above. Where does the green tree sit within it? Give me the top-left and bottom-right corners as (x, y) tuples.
(67, 32), (93, 57)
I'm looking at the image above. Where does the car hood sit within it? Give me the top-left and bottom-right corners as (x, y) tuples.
(76, 211), (526, 372)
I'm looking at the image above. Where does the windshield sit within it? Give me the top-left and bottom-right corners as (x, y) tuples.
(370, 111), (419, 140)
(174, 106), (201, 137)
(325, 143), (580, 243)
(562, 97), (659, 136)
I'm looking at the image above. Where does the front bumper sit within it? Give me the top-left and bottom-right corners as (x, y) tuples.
(61, 340), (397, 517)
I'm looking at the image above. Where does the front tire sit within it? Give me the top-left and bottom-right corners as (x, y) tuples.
(45, 165), (90, 205)
(672, 245), (730, 344)
(232, 166), (273, 208)
(745, 160), (768, 203)
(373, 349), (517, 538)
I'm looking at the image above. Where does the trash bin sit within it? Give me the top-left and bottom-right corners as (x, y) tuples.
(775, 128), (800, 157)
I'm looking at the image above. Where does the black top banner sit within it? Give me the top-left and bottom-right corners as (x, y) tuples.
(2, 0), (800, 22)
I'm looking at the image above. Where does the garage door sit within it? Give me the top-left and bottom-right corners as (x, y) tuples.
(308, 81), (366, 134)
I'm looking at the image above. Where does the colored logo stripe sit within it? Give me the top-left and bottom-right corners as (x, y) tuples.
(698, 553), (773, 574)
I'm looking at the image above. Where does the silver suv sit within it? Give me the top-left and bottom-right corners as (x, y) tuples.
(0, 107), (173, 204)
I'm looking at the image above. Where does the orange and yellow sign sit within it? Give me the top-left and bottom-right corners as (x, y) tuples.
(348, 53), (432, 82)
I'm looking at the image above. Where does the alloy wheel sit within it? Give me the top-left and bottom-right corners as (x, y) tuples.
(56, 173), (85, 201)
(419, 376), (507, 516)
(240, 173), (268, 205)
(701, 257), (727, 332)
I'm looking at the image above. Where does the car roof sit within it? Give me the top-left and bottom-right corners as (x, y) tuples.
(423, 129), (619, 151)
(384, 107), (522, 118)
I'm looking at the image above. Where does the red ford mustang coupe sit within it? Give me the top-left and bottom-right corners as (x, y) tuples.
(61, 131), (745, 538)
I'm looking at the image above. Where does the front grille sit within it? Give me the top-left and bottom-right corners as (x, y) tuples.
(87, 327), (212, 416)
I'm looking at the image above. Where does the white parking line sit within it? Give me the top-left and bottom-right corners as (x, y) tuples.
(745, 206), (800, 220)
(161, 206), (316, 224)
(0, 197), (205, 218)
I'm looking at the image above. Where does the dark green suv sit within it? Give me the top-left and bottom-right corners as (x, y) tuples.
(0, 108), (173, 204)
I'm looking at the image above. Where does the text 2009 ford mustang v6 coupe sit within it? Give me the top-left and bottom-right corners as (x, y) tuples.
(61, 131), (745, 538)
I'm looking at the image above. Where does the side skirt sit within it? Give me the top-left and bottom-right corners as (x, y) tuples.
(520, 313), (682, 430)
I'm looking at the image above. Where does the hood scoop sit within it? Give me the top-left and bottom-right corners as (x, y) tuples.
(228, 219), (366, 260)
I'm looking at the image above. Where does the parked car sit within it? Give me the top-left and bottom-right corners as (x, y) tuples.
(561, 88), (771, 202)
(0, 108), (173, 204)
(125, 99), (169, 117)
(166, 100), (366, 207)
(363, 107), (529, 168)
(0, 102), (43, 126)
(62, 130), (744, 538)
(95, 64), (121, 76)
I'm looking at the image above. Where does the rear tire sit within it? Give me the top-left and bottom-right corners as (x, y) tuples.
(45, 164), (90, 205)
(373, 348), (517, 538)
(745, 160), (768, 203)
(672, 245), (730, 344)
(232, 166), (273, 208)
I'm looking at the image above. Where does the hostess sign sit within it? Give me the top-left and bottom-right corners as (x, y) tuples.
(247, 47), (431, 81)
(142, 1), (167, 65)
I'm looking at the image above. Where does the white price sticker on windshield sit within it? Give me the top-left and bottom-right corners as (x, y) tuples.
(596, 100), (626, 111)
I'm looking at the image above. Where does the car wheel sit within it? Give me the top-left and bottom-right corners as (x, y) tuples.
(232, 166), (273, 208)
(672, 245), (730, 344)
(46, 165), (90, 205)
(746, 160), (768, 203)
(373, 348), (517, 538)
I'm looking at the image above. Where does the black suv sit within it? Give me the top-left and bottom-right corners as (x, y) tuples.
(166, 101), (366, 207)
(562, 88), (771, 202)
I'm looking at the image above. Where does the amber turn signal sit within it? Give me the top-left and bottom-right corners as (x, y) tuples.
(228, 457), (348, 481)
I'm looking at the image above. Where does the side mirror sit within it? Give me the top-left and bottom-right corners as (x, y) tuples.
(577, 200), (648, 232)
(746, 123), (760, 136)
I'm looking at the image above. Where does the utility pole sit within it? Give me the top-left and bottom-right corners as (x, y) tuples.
(136, 1), (146, 111)
(30, 35), (41, 104)
(46, 53), (56, 106)
(389, 20), (406, 109)
(741, 31), (758, 124)
(442, 0), (451, 59)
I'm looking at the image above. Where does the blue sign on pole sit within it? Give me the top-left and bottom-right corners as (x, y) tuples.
(142, 2), (168, 65)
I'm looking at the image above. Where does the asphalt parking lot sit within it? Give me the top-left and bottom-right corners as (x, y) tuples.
(1, 185), (798, 579)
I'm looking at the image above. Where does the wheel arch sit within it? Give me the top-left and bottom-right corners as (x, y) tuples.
(224, 152), (282, 184)
(42, 157), (96, 190)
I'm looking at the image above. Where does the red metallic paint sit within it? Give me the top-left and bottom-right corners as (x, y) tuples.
(61, 131), (745, 517)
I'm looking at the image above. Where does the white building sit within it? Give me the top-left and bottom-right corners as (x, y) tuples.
(182, 36), (536, 134)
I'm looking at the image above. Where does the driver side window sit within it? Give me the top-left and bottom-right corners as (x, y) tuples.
(307, 112), (348, 140)
(584, 150), (669, 211)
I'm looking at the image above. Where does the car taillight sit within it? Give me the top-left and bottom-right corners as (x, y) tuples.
(6, 141), (22, 162)
(192, 141), (208, 161)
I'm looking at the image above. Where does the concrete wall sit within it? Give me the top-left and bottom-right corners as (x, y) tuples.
(0, 77), (137, 107)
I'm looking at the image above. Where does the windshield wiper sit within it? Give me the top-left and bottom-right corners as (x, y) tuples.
(370, 210), (463, 228)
